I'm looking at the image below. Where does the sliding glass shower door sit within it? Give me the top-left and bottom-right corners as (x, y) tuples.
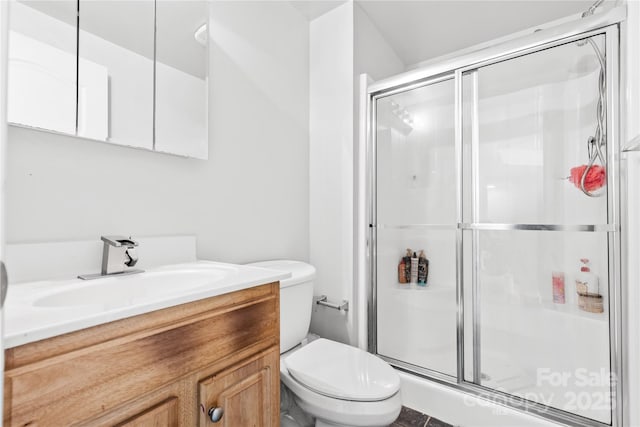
(371, 25), (619, 427)
(374, 78), (458, 379)
(460, 33), (615, 425)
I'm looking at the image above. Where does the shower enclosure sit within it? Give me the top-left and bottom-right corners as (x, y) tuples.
(367, 13), (623, 427)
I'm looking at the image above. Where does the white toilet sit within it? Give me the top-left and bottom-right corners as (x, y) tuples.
(248, 260), (402, 427)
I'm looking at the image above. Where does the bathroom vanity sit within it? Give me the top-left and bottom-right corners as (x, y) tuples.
(3, 262), (284, 426)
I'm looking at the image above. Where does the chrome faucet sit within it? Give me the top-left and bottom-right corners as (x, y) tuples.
(78, 235), (144, 280)
(101, 236), (139, 275)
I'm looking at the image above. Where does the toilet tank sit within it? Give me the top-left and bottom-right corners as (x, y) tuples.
(246, 260), (316, 353)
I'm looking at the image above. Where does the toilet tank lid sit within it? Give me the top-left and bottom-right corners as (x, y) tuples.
(246, 260), (315, 288)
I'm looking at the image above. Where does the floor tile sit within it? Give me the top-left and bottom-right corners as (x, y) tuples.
(427, 416), (453, 427)
(391, 406), (453, 427)
(391, 406), (430, 426)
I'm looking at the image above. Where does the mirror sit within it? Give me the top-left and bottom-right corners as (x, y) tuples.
(155, 1), (208, 159)
(7, 0), (209, 159)
(8, 1), (77, 135)
(78, 0), (154, 149)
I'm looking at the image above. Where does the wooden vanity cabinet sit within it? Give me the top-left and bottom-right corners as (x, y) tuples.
(3, 282), (280, 427)
(198, 347), (279, 427)
(115, 397), (179, 426)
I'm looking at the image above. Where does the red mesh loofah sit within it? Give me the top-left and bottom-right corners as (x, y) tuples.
(569, 165), (606, 192)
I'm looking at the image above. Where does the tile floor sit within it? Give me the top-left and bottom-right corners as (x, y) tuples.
(391, 406), (453, 427)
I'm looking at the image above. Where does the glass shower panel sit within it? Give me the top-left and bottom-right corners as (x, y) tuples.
(376, 80), (456, 226)
(464, 229), (612, 423)
(377, 228), (457, 376)
(462, 33), (613, 425)
(375, 79), (457, 378)
(464, 35), (608, 226)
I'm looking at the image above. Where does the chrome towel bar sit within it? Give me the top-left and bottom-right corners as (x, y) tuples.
(315, 295), (349, 312)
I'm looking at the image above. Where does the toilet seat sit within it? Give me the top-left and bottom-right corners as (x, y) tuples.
(284, 338), (400, 402)
(280, 350), (402, 427)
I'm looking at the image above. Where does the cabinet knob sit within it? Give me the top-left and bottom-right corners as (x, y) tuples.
(208, 406), (224, 423)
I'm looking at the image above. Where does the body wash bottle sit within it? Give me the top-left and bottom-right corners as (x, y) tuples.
(410, 252), (418, 283)
(575, 258), (599, 295)
(552, 271), (565, 304)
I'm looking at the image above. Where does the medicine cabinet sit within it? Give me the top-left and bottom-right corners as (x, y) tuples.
(7, 0), (208, 159)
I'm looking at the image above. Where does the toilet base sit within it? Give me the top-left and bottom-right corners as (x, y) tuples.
(315, 420), (350, 427)
(281, 414), (300, 427)
(315, 420), (388, 427)
(293, 392), (402, 427)
(281, 381), (399, 427)
(315, 419), (393, 427)
(282, 382), (314, 427)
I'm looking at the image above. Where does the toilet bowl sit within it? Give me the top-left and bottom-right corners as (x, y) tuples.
(282, 338), (402, 427)
(247, 260), (402, 427)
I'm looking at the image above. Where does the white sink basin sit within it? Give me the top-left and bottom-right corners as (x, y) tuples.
(34, 268), (233, 309)
(5, 261), (290, 349)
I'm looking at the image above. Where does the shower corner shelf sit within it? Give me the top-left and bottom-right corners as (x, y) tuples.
(393, 282), (448, 292)
(542, 302), (608, 321)
(395, 283), (431, 290)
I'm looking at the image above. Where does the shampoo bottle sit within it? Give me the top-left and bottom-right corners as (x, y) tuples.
(404, 249), (412, 283)
(417, 250), (429, 286)
(398, 256), (407, 284)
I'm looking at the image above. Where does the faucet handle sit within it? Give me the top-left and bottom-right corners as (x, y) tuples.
(101, 235), (139, 248)
(125, 247), (139, 267)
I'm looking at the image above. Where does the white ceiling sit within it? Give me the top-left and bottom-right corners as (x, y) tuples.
(289, 0), (602, 67)
(289, 0), (604, 68)
(355, 0), (599, 66)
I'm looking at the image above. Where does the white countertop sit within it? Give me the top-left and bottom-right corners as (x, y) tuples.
(4, 261), (289, 349)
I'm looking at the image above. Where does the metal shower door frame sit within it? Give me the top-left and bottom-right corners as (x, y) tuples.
(367, 14), (623, 427)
